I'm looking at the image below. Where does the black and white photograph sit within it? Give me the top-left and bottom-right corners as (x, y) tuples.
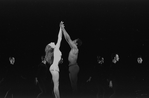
(0, 0), (149, 98)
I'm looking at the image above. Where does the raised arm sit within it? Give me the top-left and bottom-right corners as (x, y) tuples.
(55, 22), (63, 49)
(60, 22), (77, 49)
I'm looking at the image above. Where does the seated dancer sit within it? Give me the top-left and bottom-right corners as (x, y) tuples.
(60, 22), (82, 94)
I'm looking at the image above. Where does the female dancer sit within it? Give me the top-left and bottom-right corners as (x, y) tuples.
(48, 21), (63, 98)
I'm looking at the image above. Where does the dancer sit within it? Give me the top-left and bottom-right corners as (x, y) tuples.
(37, 21), (63, 98)
(36, 56), (49, 98)
(60, 22), (82, 94)
(9, 57), (15, 65)
(48, 21), (63, 98)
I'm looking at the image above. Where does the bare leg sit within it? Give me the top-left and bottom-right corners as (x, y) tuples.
(51, 71), (60, 98)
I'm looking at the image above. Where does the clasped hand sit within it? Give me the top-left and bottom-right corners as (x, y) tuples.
(60, 21), (65, 29)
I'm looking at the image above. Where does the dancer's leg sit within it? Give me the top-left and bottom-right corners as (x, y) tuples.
(51, 71), (60, 98)
(69, 64), (80, 93)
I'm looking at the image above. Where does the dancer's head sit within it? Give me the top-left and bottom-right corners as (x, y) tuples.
(73, 38), (82, 47)
(45, 42), (55, 53)
(45, 42), (55, 64)
(45, 42), (55, 52)
(48, 42), (56, 48)
(9, 57), (15, 65)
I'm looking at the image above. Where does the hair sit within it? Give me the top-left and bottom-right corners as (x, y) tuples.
(45, 43), (54, 53)
(48, 42), (56, 48)
(45, 44), (54, 64)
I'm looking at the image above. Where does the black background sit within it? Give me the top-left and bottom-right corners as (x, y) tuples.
(0, 0), (149, 98)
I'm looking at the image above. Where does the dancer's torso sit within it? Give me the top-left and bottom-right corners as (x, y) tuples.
(68, 48), (78, 64)
(54, 48), (62, 62)
(50, 48), (62, 71)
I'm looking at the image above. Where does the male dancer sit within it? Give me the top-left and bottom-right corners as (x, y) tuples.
(60, 22), (82, 94)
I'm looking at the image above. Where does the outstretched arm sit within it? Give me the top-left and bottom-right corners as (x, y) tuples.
(55, 22), (63, 49)
(60, 22), (77, 49)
